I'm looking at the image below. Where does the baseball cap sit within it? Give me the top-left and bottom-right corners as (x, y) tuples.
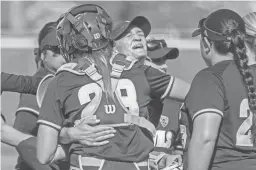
(39, 29), (59, 51)
(111, 16), (151, 40)
(192, 9), (245, 41)
(34, 29), (59, 64)
(147, 39), (179, 60)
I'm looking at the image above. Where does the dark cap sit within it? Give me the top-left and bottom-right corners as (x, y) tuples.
(34, 29), (59, 64)
(111, 16), (151, 40)
(39, 29), (59, 51)
(147, 39), (179, 60)
(192, 9), (245, 41)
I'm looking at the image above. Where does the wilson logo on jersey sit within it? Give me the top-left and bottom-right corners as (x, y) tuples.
(104, 105), (116, 114)
(160, 115), (169, 127)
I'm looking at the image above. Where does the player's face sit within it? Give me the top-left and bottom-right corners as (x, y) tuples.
(44, 49), (66, 71)
(115, 27), (147, 60)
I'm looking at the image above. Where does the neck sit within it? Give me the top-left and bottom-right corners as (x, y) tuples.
(43, 62), (56, 74)
(210, 52), (233, 66)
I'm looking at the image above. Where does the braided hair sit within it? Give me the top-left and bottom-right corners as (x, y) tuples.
(213, 19), (256, 144)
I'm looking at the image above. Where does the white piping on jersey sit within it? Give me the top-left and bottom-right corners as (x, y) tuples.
(36, 74), (55, 108)
(37, 119), (61, 130)
(16, 107), (39, 116)
(192, 108), (224, 121)
(161, 76), (175, 100)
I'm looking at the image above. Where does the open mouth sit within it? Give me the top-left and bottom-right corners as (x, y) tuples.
(132, 44), (144, 49)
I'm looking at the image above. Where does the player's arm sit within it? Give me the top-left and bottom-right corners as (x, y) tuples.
(168, 77), (190, 102)
(144, 64), (190, 102)
(1, 116), (32, 147)
(186, 71), (224, 170)
(14, 110), (38, 135)
(59, 118), (116, 146)
(1, 72), (42, 95)
(37, 79), (63, 164)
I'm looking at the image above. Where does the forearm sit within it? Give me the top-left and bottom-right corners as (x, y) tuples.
(59, 127), (73, 144)
(37, 125), (59, 164)
(188, 137), (216, 170)
(1, 123), (32, 147)
(1, 72), (42, 94)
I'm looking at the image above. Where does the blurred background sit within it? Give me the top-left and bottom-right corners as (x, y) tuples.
(1, 1), (255, 170)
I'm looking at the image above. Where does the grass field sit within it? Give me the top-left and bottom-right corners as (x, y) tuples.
(1, 48), (206, 170)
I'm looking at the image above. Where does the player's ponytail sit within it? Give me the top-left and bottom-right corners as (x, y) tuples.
(89, 44), (115, 102)
(216, 19), (256, 144)
(72, 43), (115, 102)
(231, 30), (256, 144)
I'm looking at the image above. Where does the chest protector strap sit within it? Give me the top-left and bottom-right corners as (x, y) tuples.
(124, 114), (156, 136)
(110, 53), (138, 90)
(74, 58), (104, 89)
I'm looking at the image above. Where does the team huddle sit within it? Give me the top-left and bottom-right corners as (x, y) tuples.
(1, 3), (256, 170)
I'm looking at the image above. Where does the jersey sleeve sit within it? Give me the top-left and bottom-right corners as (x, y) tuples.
(185, 70), (225, 121)
(37, 78), (63, 131)
(1, 72), (42, 95)
(14, 110), (38, 135)
(144, 66), (175, 100)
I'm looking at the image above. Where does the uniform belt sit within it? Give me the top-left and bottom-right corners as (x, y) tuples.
(79, 156), (148, 167)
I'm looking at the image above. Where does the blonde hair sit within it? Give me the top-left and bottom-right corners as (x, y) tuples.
(243, 12), (256, 37)
(73, 43), (115, 102)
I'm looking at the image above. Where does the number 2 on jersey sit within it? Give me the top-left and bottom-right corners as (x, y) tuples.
(236, 98), (253, 147)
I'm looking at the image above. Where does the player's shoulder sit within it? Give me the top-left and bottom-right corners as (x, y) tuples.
(194, 60), (235, 87)
(209, 60), (234, 78)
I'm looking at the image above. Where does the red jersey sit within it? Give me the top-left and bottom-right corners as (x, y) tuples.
(38, 59), (174, 166)
(184, 60), (256, 170)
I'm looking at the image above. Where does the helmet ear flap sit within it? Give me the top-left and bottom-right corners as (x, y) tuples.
(72, 34), (89, 51)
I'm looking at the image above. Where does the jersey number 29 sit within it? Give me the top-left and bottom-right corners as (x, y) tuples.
(236, 98), (253, 147)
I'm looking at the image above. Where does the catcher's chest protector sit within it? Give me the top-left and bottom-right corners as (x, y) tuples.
(37, 54), (156, 136)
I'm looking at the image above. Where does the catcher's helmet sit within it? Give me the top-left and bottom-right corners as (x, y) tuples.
(56, 4), (113, 62)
